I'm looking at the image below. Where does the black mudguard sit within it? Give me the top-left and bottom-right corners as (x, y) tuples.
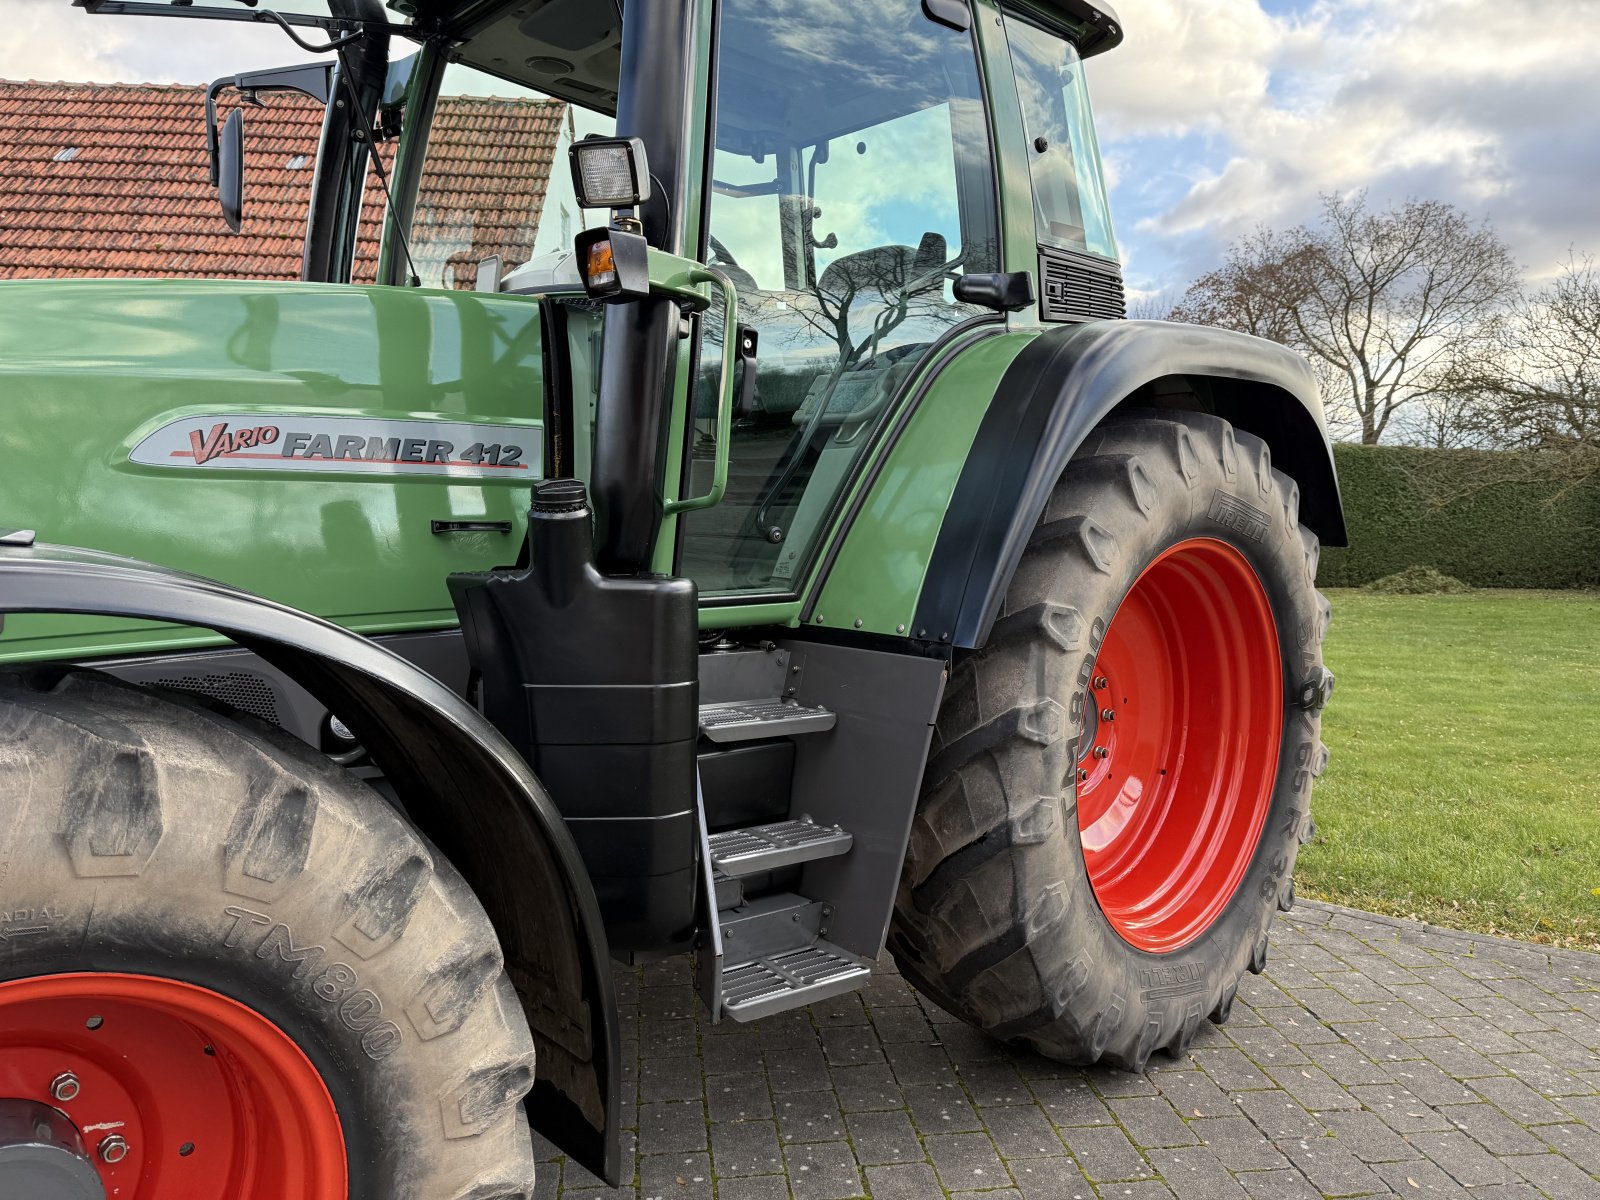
(914, 319), (1347, 648)
(0, 540), (623, 1185)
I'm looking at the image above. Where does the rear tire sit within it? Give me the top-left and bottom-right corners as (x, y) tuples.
(0, 667), (539, 1199)
(888, 410), (1331, 1069)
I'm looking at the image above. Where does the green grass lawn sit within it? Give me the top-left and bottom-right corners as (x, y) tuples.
(1297, 588), (1600, 951)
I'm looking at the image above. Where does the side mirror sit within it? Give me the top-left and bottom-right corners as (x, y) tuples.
(218, 108), (244, 232)
(474, 254), (503, 293)
(953, 271), (1035, 312)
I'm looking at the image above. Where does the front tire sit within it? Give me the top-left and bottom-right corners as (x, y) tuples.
(0, 668), (539, 1199)
(889, 410), (1331, 1069)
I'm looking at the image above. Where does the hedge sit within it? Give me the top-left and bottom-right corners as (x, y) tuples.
(1316, 444), (1600, 589)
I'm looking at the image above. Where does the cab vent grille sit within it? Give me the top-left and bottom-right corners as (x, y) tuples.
(1038, 247), (1126, 323)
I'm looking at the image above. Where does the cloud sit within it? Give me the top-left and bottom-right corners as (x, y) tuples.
(1092, 0), (1600, 295)
(2, 0), (326, 86)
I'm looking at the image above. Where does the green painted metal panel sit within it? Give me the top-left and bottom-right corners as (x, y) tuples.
(699, 599), (804, 632)
(0, 278), (543, 663)
(804, 331), (1036, 636)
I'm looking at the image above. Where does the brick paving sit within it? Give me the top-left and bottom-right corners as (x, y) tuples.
(535, 902), (1600, 1198)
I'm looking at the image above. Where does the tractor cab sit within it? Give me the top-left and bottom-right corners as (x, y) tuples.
(70, 0), (1132, 682)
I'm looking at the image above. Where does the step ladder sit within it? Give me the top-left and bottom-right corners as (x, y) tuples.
(709, 818), (851, 876)
(698, 698), (834, 743)
(695, 697), (872, 1023)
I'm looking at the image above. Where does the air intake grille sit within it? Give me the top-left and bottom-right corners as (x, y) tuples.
(1038, 247), (1126, 322)
(152, 671), (281, 725)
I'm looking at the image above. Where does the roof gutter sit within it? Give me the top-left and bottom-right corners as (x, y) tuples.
(1039, 0), (1124, 57)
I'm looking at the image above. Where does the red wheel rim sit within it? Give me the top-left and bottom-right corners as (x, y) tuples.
(0, 972), (346, 1199)
(1077, 537), (1283, 953)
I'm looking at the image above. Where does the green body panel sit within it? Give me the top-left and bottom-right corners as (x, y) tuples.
(0, 278), (544, 662)
(803, 331), (1035, 635)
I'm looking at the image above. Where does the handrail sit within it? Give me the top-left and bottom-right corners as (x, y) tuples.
(663, 266), (738, 515)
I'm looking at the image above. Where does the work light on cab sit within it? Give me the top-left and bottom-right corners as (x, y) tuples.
(570, 135), (653, 301)
(569, 135), (651, 209)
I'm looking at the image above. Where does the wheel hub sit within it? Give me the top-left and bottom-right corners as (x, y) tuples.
(1075, 537), (1283, 953)
(0, 973), (347, 1199)
(0, 1099), (104, 1200)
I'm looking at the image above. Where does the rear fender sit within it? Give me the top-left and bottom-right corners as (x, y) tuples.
(0, 540), (621, 1185)
(913, 320), (1347, 648)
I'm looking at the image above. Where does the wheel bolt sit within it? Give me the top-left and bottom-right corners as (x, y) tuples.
(1077, 768), (1088, 781)
(49, 1072), (80, 1103)
(1101, 708), (1116, 722)
(1092, 745), (1108, 759)
(1093, 676), (1108, 689)
(98, 1134), (129, 1164)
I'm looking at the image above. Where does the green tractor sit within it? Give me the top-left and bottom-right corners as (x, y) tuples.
(0, 0), (1341, 1194)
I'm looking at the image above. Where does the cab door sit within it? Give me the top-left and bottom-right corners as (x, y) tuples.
(677, 0), (1003, 603)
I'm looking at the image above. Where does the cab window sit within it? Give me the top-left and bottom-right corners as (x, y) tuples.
(405, 63), (614, 290)
(1003, 10), (1117, 260)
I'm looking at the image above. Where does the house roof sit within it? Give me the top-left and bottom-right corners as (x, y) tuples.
(0, 80), (566, 285)
(412, 93), (567, 289)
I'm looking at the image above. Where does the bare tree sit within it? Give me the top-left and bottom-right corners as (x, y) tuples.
(783, 241), (957, 363)
(1402, 389), (1497, 450)
(1126, 293), (1177, 322)
(1172, 194), (1520, 444)
(1458, 255), (1600, 480)
(1170, 226), (1308, 344)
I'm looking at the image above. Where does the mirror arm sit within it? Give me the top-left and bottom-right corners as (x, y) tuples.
(204, 75), (229, 187)
(206, 62), (336, 193)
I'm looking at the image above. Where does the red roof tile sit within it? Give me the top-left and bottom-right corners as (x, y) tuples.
(410, 93), (566, 289)
(0, 80), (565, 284)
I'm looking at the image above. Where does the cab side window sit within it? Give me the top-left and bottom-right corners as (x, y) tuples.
(1003, 11), (1118, 261)
(405, 64), (614, 289)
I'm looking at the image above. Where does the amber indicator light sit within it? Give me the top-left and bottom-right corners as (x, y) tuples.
(585, 240), (618, 288)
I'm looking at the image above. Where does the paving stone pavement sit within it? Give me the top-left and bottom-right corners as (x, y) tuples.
(534, 902), (1600, 1198)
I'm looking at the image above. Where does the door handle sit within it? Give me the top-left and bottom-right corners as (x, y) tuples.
(431, 520), (513, 535)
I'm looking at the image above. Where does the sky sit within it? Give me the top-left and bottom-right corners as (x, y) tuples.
(1084, 0), (1600, 303)
(6, 0), (1598, 304)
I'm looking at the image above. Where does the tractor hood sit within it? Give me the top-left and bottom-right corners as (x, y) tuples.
(0, 276), (546, 662)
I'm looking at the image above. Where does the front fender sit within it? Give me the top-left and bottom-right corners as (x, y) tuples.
(913, 320), (1347, 648)
(0, 539), (621, 1185)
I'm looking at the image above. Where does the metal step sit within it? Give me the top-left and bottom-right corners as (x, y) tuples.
(709, 893), (872, 1021)
(721, 940), (872, 1022)
(699, 698), (835, 744)
(708, 818), (852, 878)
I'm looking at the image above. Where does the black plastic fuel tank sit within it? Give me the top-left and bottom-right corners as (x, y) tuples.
(449, 478), (699, 952)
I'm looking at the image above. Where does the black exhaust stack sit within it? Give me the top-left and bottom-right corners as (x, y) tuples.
(449, 479), (699, 953)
